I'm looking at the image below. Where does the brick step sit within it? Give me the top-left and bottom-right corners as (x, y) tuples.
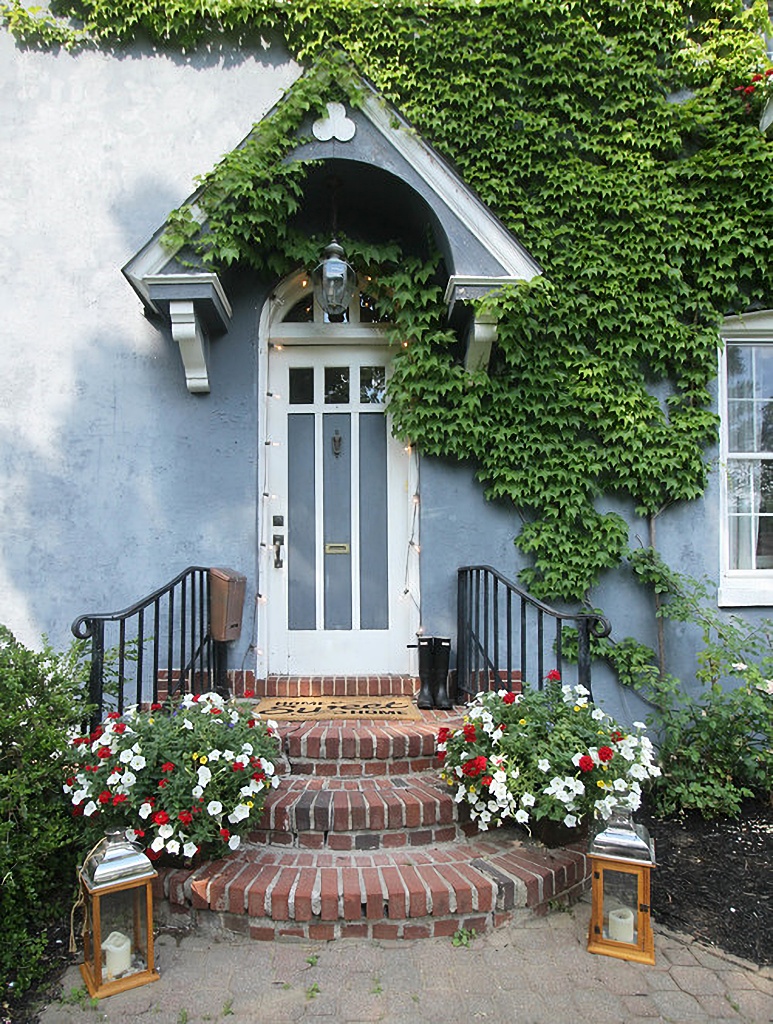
(274, 713), (461, 777)
(156, 828), (590, 941)
(256, 675), (420, 698)
(251, 775), (462, 850)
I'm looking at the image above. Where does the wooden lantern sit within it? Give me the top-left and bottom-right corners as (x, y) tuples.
(587, 808), (656, 965)
(79, 831), (160, 998)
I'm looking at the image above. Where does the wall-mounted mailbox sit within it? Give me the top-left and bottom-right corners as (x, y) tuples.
(209, 567), (246, 641)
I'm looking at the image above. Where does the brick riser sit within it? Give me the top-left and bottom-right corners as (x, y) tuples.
(157, 831), (590, 942)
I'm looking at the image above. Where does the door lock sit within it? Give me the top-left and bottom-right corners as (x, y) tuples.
(273, 534), (284, 569)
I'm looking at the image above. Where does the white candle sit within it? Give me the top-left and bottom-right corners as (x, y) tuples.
(102, 930), (132, 978)
(608, 907), (635, 943)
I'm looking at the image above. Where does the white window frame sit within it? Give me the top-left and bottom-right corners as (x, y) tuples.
(719, 310), (773, 607)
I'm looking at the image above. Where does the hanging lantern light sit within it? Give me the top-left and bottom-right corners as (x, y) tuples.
(77, 830), (160, 998)
(311, 239), (357, 316)
(587, 806), (657, 965)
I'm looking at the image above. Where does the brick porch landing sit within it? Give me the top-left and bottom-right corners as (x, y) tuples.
(153, 702), (591, 940)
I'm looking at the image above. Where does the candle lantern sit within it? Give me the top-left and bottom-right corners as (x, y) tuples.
(587, 807), (656, 965)
(78, 830), (160, 998)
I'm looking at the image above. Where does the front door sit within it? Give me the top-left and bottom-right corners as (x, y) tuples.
(263, 343), (416, 675)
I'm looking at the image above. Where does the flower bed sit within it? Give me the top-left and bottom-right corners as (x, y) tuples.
(64, 692), (282, 860)
(437, 674), (661, 833)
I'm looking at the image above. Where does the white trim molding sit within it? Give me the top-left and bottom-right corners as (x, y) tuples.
(170, 301), (210, 394)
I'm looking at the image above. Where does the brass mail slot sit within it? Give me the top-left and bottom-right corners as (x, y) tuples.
(325, 542), (351, 555)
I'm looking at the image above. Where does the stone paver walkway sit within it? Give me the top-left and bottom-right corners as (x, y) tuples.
(37, 897), (772, 1024)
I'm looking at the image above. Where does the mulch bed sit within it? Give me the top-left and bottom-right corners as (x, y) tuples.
(639, 798), (773, 966)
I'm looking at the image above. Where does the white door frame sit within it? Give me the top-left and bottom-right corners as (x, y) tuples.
(255, 272), (420, 678)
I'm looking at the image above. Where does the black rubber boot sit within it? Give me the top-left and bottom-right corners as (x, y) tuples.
(431, 637), (453, 710)
(416, 636), (434, 709)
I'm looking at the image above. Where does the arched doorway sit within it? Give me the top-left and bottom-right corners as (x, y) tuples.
(257, 272), (420, 676)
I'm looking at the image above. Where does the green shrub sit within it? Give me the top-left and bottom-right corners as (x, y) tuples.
(0, 626), (93, 995)
(602, 553), (773, 818)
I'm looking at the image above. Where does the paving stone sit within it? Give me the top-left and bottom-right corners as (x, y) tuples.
(649, 986), (708, 1018)
(672, 963), (731, 996)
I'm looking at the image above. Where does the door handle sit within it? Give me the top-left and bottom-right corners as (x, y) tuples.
(273, 534), (284, 569)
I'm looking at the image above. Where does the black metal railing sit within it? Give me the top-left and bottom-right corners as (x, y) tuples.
(456, 565), (611, 703)
(72, 566), (221, 726)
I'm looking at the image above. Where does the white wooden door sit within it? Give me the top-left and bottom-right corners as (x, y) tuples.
(264, 344), (415, 675)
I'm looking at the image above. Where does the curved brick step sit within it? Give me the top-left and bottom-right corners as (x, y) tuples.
(156, 829), (590, 941)
(258, 675), (420, 698)
(252, 774), (461, 850)
(276, 713), (462, 777)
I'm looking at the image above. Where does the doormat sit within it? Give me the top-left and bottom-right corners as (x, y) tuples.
(253, 695), (423, 722)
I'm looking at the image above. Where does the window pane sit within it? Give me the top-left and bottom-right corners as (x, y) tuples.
(325, 367), (349, 404)
(727, 345), (753, 399)
(283, 296), (314, 323)
(360, 366), (386, 404)
(756, 347), (773, 399)
(728, 399), (755, 451)
(289, 367), (314, 405)
(727, 461), (757, 513)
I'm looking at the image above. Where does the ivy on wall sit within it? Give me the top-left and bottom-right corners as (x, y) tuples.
(4, 0), (773, 604)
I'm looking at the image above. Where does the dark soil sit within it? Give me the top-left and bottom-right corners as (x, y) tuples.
(5, 801), (771, 1021)
(639, 799), (773, 967)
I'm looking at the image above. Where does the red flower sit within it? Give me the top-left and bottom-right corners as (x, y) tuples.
(247, 719), (256, 728)
(481, 775), (493, 787)
(210, 708), (222, 715)
(610, 730), (624, 743)
(502, 691), (517, 705)
(72, 803), (84, 817)
(113, 723), (126, 734)
(578, 755), (594, 773)
(133, 829), (145, 838)
(158, 779), (168, 788)
(90, 727), (104, 742)
(146, 848), (162, 861)
(598, 746), (614, 763)
(150, 703), (163, 711)
(178, 811), (193, 825)
(153, 810), (170, 825)
(161, 762), (175, 773)
(546, 669), (561, 682)
(112, 794), (128, 805)
(437, 727), (451, 744)
(232, 762), (245, 771)
(252, 771), (266, 783)
(192, 694), (201, 703)
(244, 689), (255, 698)
(98, 790), (112, 804)
(71, 736), (88, 747)
(96, 746), (112, 759)
(437, 750), (446, 763)
(462, 756), (488, 777)
(767, 68), (773, 77)
(744, 85), (756, 94)
(106, 712), (121, 720)
(463, 723), (477, 743)
(219, 828), (231, 842)
(752, 73), (763, 82)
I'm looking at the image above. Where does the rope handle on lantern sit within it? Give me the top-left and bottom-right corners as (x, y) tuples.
(69, 835), (107, 954)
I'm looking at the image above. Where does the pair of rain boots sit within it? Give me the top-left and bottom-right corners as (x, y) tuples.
(416, 636), (453, 710)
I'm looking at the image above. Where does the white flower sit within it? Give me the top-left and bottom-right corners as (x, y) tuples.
(515, 808), (529, 824)
(521, 792), (536, 807)
(121, 771), (136, 788)
(197, 765), (212, 787)
(207, 800), (223, 816)
(260, 758), (275, 776)
(731, 662), (748, 672)
(223, 749), (236, 761)
(150, 836), (165, 852)
(183, 842), (198, 859)
(538, 758), (551, 772)
(227, 803), (250, 824)
(613, 777), (628, 792)
(228, 835), (241, 850)
(563, 814), (577, 828)
(166, 840), (180, 856)
(271, 775), (280, 789)
(632, 721), (647, 730)
(139, 802), (153, 819)
(130, 754), (146, 771)
(119, 749), (134, 764)
(591, 708), (606, 721)
(192, 785), (204, 799)
(83, 801), (98, 817)
(241, 742), (254, 756)
(106, 771), (121, 786)
(208, 749), (222, 762)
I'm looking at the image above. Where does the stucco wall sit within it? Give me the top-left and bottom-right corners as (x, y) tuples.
(0, 32), (299, 653)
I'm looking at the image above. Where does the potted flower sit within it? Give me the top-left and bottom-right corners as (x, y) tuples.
(64, 692), (282, 861)
(436, 673), (661, 842)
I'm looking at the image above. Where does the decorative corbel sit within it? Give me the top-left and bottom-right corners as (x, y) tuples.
(169, 300), (210, 394)
(464, 313), (498, 372)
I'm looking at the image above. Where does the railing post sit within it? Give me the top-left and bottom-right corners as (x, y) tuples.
(89, 619), (105, 729)
(577, 618), (593, 702)
(456, 569), (468, 701)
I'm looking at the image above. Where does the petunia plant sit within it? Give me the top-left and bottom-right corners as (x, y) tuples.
(437, 673), (661, 834)
(64, 692), (282, 860)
